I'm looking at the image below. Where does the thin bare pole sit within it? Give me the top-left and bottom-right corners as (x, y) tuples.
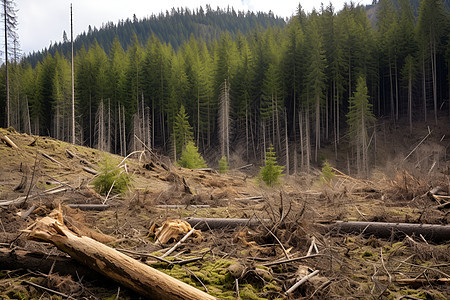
(71, 3), (75, 144)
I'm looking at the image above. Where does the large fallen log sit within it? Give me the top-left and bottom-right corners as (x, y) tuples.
(0, 248), (95, 280)
(27, 214), (216, 300)
(332, 221), (450, 243)
(185, 217), (270, 230)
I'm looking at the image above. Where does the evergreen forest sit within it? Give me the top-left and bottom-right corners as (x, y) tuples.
(1, 0), (449, 176)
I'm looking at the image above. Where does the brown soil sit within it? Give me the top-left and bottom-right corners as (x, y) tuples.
(0, 124), (449, 300)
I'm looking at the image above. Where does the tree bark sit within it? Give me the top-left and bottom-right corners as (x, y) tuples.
(332, 221), (450, 243)
(28, 215), (216, 300)
(185, 217), (269, 231)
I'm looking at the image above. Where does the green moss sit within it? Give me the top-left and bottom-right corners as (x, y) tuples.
(153, 258), (275, 299)
(240, 285), (266, 300)
(386, 289), (447, 300)
(262, 282), (281, 292)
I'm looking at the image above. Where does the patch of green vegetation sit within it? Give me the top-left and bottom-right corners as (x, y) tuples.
(383, 242), (406, 255)
(92, 155), (132, 195)
(177, 141), (207, 169)
(260, 144), (283, 186)
(319, 160), (334, 185)
(218, 156), (229, 174)
(240, 284), (266, 300)
(154, 258), (274, 299)
(388, 289), (447, 300)
(361, 250), (377, 261)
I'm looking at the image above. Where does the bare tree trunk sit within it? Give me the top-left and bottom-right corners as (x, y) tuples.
(197, 87), (200, 146)
(431, 39), (437, 125)
(275, 95), (281, 152)
(262, 121), (266, 161)
(315, 94), (320, 162)
(423, 54), (427, 122)
(246, 105), (249, 162)
(122, 106), (126, 155)
(218, 79), (230, 160)
(395, 60), (399, 121)
(305, 110), (311, 172)
(408, 72), (412, 134)
(325, 92), (328, 141)
(389, 60), (395, 120)
(299, 111), (304, 170)
(71, 4), (75, 144)
(25, 95), (31, 135)
(118, 104), (123, 156)
(284, 109), (289, 176)
(4, 1), (9, 128)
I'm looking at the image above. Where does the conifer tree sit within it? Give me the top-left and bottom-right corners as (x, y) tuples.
(417, 0), (448, 124)
(306, 12), (327, 162)
(346, 76), (375, 176)
(178, 141), (207, 169)
(173, 105), (194, 159)
(260, 144), (283, 186)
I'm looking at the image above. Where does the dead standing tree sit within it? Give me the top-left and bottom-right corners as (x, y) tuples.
(218, 79), (231, 161)
(2, 0), (18, 128)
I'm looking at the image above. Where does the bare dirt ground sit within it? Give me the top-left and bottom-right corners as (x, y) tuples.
(0, 119), (449, 300)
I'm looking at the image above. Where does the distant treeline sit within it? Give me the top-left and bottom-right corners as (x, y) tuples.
(0, 1), (449, 175)
(25, 6), (286, 67)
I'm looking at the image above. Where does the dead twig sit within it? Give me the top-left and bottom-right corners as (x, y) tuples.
(262, 253), (323, 267)
(255, 214), (290, 260)
(22, 150), (39, 208)
(404, 128), (432, 161)
(285, 269), (320, 295)
(161, 228), (196, 258)
(23, 280), (76, 300)
(20, 204), (36, 219)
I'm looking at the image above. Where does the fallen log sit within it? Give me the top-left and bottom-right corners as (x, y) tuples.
(1, 135), (18, 149)
(156, 205), (210, 209)
(332, 221), (450, 243)
(66, 203), (110, 211)
(236, 164), (252, 170)
(185, 217), (270, 231)
(0, 186), (67, 206)
(41, 152), (68, 168)
(0, 248), (95, 280)
(193, 168), (218, 174)
(27, 214), (216, 300)
(82, 166), (98, 175)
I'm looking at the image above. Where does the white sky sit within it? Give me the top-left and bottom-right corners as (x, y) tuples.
(17, 0), (372, 56)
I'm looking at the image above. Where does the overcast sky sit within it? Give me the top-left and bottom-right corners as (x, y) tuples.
(17, 0), (372, 56)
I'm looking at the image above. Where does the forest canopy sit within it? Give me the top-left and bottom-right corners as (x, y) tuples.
(0, 1), (449, 175)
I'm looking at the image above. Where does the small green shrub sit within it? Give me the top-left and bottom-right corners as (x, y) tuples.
(178, 141), (207, 169)
(92, 156), (131, 195)
(260, 144), (283, 186)
(320, 160), (334, 185)
(218, 156), (229, 174)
